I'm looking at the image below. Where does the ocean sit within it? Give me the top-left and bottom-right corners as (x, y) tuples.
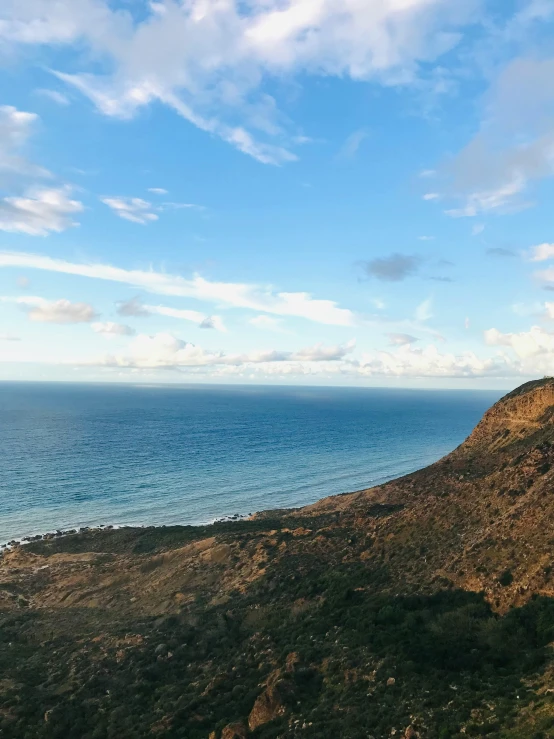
(0, 382), (502, 543)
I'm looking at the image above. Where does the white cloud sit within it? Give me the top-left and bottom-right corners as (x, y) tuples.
(95, 332), (356, 369)
(0, 0), (478, 162)
(337, 128), (369, 160)
(0, 186), (83, 235)
(443, 57), (554, 216)
(419, 169), (436, 178)
(9, 295), (97, 323)
(418, 235), (435, 241)
(535, 265), (554, 286)
(145, 304), (226, 331)
(101, 197), (158, 224)
(423, 193), (440, 201)
(91, 321), (135, 336)
(0, 105), (51, 182)
(415, 297), (433, 321)
(357, 343), (506, 378)
(147, 188), (168, 195)
(17, 275), (29, 288)
(387, 333), (419, 346)
(36, 89), (70, 105)
(0, 333), (20, 341)
(529, 242), (554, 262)
(0, 251), (356, 326)
(471, 223), (485, 236)
(101, 196), (203, 223)
(158, 201), (205, 212)
(485, 325), (554, 360)
(0, 105), (36, 172)
(445, 176), (527, 218)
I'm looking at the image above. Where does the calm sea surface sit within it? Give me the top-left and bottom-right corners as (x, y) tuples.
(0, 383), (503, 543)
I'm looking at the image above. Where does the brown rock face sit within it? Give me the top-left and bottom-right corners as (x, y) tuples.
(221, 721), (248, 739)
(248, 684), (286, 730)
(285, 651), (300, 672)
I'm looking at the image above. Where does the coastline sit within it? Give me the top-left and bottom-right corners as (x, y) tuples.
(0, 511), (256, 553)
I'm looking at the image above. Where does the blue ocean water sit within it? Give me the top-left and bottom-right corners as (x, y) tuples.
(0, 383), (503, 543)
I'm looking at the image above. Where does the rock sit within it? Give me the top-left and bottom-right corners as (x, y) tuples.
(154, 643), (168, 656)
(285, 651), (300, 672)
(404, 726), (417, 738)
(221, 721), (248, 738)
(248, 684), (286, 730)
(386, 677), (396, 686)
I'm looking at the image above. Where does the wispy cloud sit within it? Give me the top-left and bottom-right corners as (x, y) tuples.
(337, 129), (369, 160)
(487, 247), (516, 257)
(528, 242), (554, 262)
(387, 333), (419, 346)
(0, 251), (356, 326)
(1, 0), (479, 163)
(145, 304), (226, 332)
(441, 57), (554, 216)
(415, 297), (433, 322)
(0, 187), (83, 235)
(0, 105), (50, 181)
(35, 89), (70, 106)
(101, 197), (158, 224)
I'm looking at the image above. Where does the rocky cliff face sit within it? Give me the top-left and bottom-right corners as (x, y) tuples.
(1, 380), (554, 738)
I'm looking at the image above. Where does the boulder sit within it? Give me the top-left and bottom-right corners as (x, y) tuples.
(221, 721), (248, 739)
(248, 684), (286, 730)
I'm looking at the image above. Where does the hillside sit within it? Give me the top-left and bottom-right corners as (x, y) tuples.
(1, 380), (554, 738)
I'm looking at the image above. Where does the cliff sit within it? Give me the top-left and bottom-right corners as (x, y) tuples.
(1, 380), (554, 738)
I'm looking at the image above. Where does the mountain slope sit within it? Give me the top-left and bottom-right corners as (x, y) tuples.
(1, 380), (554, 739)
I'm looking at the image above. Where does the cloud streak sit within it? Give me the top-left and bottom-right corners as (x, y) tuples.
(101, 197), (158, 224)
(0, 251), (356, 326)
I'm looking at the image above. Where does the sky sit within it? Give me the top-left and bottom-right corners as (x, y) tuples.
(1, 0), (554, 389)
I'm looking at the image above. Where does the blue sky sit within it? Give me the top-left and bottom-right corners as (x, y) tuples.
(1, 0), (554, 388)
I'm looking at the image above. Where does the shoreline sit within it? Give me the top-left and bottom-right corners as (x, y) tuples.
(0, 483), (378, 554)
(0, 512), (255, 553)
